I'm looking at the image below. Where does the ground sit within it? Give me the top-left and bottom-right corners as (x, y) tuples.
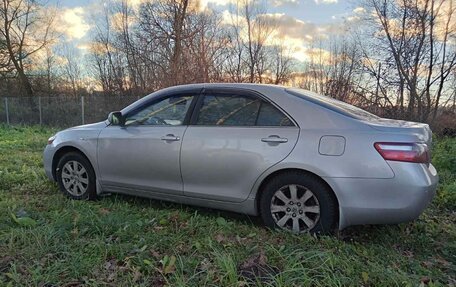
(0, 125), (455, 286)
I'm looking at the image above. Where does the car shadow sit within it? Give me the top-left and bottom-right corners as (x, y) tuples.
(103, 193), (405, 244)
(105, 193), (265, 227)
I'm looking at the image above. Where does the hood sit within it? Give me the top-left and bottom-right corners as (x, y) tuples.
(65, 121), (108, 131)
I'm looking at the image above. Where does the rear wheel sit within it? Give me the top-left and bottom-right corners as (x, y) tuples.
(56, 152), (97, 200)
(259, 172), (337, 234)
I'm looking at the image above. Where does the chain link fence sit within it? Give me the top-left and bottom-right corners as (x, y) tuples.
(0, 95), (140, 128)
(1, 94), (455, 136)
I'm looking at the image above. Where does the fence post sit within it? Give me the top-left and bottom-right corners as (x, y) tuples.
(4, 97), (9, 126)
(38, 96), (42, 125)
(81, 96), (85, 125)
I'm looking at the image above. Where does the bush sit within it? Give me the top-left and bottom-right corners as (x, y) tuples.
(432, 137), (456, 209)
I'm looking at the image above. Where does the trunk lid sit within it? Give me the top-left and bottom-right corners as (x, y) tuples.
(366, 118), (432, 146)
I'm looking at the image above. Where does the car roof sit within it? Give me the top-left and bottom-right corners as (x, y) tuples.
(159, 83), (287, 92)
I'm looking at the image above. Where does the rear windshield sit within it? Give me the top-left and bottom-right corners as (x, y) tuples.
(286, 88), (380, 121)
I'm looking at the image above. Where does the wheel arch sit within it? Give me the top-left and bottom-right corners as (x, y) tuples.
(254, 168), (340, 227)
(52, 146), (95, 180)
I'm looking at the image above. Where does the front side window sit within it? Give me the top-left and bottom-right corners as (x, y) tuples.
(196, 93), (294, 127)
(125, 95), (194, 126)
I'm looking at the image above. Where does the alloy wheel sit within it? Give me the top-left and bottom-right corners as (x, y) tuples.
(61, 160), (89, 196)
(270, 184), (320, 233)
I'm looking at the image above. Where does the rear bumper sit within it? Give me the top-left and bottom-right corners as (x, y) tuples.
(325, 162), (438, 230)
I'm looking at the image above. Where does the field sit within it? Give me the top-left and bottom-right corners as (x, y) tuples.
(0, 125), (455, 286)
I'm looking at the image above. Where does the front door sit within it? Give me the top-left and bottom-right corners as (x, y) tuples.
(98, 93), (197, 195)
(180, 89), (299, 202)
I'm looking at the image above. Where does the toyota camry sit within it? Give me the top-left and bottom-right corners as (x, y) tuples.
(43, 83), (438, 234)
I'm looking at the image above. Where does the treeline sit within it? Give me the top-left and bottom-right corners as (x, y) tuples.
(1, 0), (455, 130)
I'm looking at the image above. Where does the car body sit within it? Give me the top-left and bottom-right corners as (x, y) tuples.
(43, 83), (438, 232)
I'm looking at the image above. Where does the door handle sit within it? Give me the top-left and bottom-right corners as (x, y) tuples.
(261, 136), (288, 143)
(161, 134), (180, 141)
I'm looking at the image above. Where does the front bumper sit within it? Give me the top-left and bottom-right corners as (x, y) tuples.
(43, 145), (56, 181)
(325, 162), (438, 230)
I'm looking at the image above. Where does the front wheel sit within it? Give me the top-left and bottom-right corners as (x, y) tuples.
(259, 172), (337, 234)
(56, 152), (97, 200)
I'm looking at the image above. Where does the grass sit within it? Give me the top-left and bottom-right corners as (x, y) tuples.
(0, 125), (455, 286)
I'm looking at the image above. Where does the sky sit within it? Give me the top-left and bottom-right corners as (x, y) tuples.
(51, 0), (354, 23)
(46, 0), (361, 64)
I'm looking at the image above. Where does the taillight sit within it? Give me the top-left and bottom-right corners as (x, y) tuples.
(374, 142), (430, 163)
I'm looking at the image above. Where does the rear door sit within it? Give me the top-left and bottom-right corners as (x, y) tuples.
(180, 88), (300, 202)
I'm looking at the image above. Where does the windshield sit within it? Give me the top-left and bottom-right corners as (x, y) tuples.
(286, 88), (380, 121)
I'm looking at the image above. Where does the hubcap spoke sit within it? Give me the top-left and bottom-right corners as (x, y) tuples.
(65, 164), (73, 173)
(79, 177), (88, 184)
(274, 190), (290, 204)
(63, 179), (72, 189)
(276, 214), (291, 227)
(72, 183), (79, 195)
(292, 218), (300, 233)
(301, 190), (313, 203)
(77, 166), (86, 176)
(77, 182), (85, 193)
(305, 205), (320, 214)
(301, 215), (315, 228)
(289, 184), (299, 201)
(271, 204), (287, 213)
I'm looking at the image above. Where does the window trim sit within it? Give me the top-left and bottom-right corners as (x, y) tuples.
(122, 90), (201, 127)
(189, 88), (298, 128)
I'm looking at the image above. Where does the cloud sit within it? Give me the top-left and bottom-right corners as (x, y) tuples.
(353, 7), (366, 14)
(270, 0), (299, 7)
(305, 47), (332, 63)
(259, 13), (320, 42)
(197, 0), (237, 10)
(110, 11), (137, 32)
(197, 0), (296, 10)
(259, 13), (349, 41)
(256, 13), (347, 62)
(56, 7), (91, 40)
(346, 15), (360, 22)
(128, 0), (148, 8)
(314, 0), (337, 4)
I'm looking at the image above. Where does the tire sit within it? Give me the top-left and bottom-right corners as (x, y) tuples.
(259, 171), (337, 234)
(56, 152), (97, 200)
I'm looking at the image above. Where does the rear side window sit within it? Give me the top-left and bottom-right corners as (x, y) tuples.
(195, 93), (294, 127)
(257, 102), (293, 126)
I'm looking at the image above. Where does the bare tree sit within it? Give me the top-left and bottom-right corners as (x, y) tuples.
(62, 44), (82, 96)
(185, 10), (230, 83)
(270, 44), (294, 84)
(224, 0), (276, 83)
(90, 3), (127, 95)
(0, 0), (54, 97)
(297, 36), (364, 105)
(139, 0), (192, 86)
(244, 3), (275, 83)
(359, 0), (456, 121)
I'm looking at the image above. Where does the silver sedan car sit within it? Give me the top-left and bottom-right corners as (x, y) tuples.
(43, 84), (438, 233)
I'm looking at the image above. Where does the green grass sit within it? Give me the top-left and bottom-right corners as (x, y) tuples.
(0, 125), (455, 286)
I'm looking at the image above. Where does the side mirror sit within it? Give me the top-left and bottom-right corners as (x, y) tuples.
(108, 111), (125, 126)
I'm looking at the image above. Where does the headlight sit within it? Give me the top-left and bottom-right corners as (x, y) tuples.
(47, 135), (56, 145)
